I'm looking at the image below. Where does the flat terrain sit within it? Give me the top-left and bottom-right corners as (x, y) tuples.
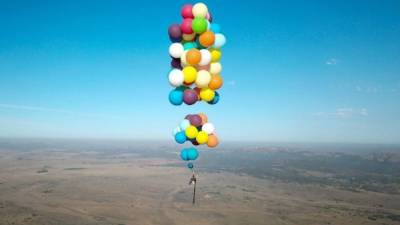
(0, 139), (399, 225)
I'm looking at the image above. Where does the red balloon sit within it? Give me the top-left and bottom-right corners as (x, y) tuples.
(181, 4), (194, 19)
(181, 19), (193, 34)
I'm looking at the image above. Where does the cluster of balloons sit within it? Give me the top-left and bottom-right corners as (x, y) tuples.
(173, 113), (219, 148)
(180, 147), (198, 169)
(168, 2), (226, 106)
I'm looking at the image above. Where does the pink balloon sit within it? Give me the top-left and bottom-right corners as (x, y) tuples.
(181, 4), (194, 19)
(181, 19), (193, 34)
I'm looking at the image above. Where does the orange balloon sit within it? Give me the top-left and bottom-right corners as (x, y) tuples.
(208, 74), (223, 90)
(207, 134), (219, 148)
(198, 113), (208, 125)
(186, 49), (201, 65)
(199, 31), (215, 47)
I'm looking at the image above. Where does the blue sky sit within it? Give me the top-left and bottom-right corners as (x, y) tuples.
(0, 0), (399, 143)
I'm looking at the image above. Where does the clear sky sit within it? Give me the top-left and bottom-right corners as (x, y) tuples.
(0, 0), (399, 143)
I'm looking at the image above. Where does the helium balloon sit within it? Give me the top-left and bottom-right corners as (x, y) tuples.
(196, 131), (209, 144)
(192, 17), (208, 34)
(191, 139), (200, 146)
(207, 134), (219, 147)
(187, 162), (194, 169)
(175, 131), (187, 144)
(168, 24), (182, 40)
(182, 66), (197, 84)
(210, 48), (221, 62)
(185, 125), (198, 139)
(182, 32), (196, 41)
(181, 19), (193, 34)
(198, 113), (208, 125)
(180, 119), (191, 130)
(187, 147), (199, 160)
(199, 31), (215, 47)
(192, 3), (208, 18)
(195, 70), (211, 88)
(213, 33), (226, 48)
(209, 62), (222, 74)
(186, 49), (201, 65)
(199, 88), (215, 102)
(208, 91), (220, 104)
(169, 88), (184, 105)
(202, 122), (215, 134)
(168, 69), (184, 87)
(171, 58), (182, 69)
(181, 4), (194, 19)
(169, 43), (184, 58)
(210, 23), (221, 33)
(199, 49), (211, 66)
(180, 50), (188, 65)
(173, 126), (181, 136)
(183, 42), (198, 50)
(183, 89), (198, 105)
(189, 114), (202, 127)
(208, 74), (223, 90)
(180, 148), (189, 161)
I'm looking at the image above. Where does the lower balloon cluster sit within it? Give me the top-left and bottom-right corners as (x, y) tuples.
(169, 85), (219, 106)
(173, 113), (219, 147)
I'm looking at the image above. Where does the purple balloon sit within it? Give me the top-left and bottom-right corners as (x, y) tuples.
(168, 24), (182, 40)
(171, 58), (182, 69)
(189, 115), (202, 127)
(183, 89), (198, 105)
(185, 114), (192, 120)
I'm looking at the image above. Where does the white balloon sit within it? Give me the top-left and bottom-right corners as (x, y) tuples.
(168, 69), (184, 87)
(180, 119), (190, 130)
(169, 43), (184, 58)
(173, 126), (181, 136)
(209, 62), (222, 74)
(199, 49), (211, 66)
(213, 33), (226, 49)
(180, 50), (188, 66)
(192, 3), (208, 18)
(195, 70), (211, 88)
(202, 123), (215, 134)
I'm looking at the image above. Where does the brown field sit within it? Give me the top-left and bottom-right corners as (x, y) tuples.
(0, 141), (399, 225)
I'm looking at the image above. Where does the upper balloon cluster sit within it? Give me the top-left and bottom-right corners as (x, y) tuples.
(168, 3), (226, 106)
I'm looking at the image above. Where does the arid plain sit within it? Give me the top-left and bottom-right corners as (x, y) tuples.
(0, 139), (399, 225)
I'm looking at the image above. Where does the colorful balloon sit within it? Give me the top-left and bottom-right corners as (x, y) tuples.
(181, 19), (193, 34)
(210, 23), (221, 33)
(168, 69), (184, 87)
(208, 91), (220, 104)
(185, 125), (198, 139)
(182, 66), (197, 84)
(183, 89), (198, 105)
(168, 24), (182, 40)
(199, 49), (211, 66)
(192, 17), (208, 34)
(198, 113), (208, 125)
(171, 58), (182, 69)
(207, 134), (219, 147)
(208, 74), (223, 90)
(189, 114), (202, 127)
(213, 33), (226, 48)
(180, 119), (191, 130)
(196, 131), (209, 144)
(169, 88), (184, 105)
(209, 62), (222, 74)
(210, 48), (221, 62)
(195, 70), (211, 88)
(202, 122), (215, 134)
(181, 4), (194, 19)
(186, 49), (201, 65)
(199, 31), (215, 47)
(175, 131), (187, 144)
(199, 88), (215, 101)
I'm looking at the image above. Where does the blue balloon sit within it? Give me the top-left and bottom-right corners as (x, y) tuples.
(208, 91), (220, 105)
(180, 147), (199, 161)
(169, 88), (184, 105)
(180, 148), (189, 161)
(175, 131), (186, 144)
(183, 42), (198, 50)
(210, 23), (221, 33)
(187, 147), (199, 161)
(187, 162), (194, 169)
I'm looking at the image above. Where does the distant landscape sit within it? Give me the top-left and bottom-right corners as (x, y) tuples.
(0, 138), (399, 225)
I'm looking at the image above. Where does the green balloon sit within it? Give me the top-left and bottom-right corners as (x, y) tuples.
(192, 18), (208, 34)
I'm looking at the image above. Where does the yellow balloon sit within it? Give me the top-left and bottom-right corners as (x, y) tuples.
(209, 62), (222, 74)
(210, 49), (222, 62)
(185, 125), (198, 139)
(200, 88), (215, 102)
(196, 131), (209, 144)
(182, 66), (197, 83)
